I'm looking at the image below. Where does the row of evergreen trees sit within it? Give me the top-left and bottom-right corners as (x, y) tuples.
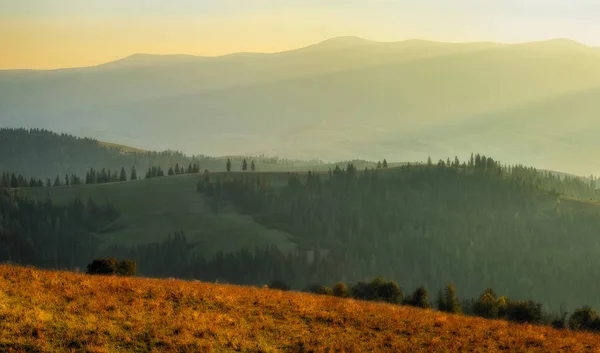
(147, 163), (201, 179)
(0, 128), (213, 179)
(1, 172), (86, 189)
(85, 167), (133, 184)
(2, 162), (202, 189)
(1, 172), (44, 188)
(226, 158), (256, 172)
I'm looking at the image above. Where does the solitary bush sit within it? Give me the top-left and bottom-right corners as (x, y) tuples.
(496, 296), (509, 319)
(306, 284), (332, 296)
(332, 282), (348, 298)
(351, 281), (371, 300)
(552, 312), (568, 329)
(269, 279), (290, 291)
(438, 283), (462, 314)
(87, 258), (118, 275)
(404, 287), (430, 308)
(351, 276), (403, 304)
(506, 300), (543, 324)
(117, 259), (137, 276)
(87, 258), (136, 276)
(378, 281), (403, 304)
(474, 288), (498, 318)
(569, 306), (600, 331)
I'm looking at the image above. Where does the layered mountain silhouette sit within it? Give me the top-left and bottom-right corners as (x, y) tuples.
(1, 37), (599, 175)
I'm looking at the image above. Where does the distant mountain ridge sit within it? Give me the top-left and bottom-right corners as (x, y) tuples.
(1, 37), (599, 176)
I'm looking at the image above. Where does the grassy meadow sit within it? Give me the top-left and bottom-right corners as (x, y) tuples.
(21, 173), (297, 258)
(1, 264), (599, 352)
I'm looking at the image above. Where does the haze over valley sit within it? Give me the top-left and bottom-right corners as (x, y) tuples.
(2, 37), (600, 176)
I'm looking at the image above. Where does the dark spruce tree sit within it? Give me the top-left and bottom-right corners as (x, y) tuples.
(119, 167), (127, 182)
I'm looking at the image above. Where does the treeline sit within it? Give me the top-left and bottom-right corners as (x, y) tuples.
(0, 128), (327, 179)
(85, 167), (132, 184)
(147, 162), (201, 178)
(197, 154), (600, 312)
(0, 128), (206, 179)
(225, 158), (256, 172)
(302, 276), (600, 333)
(0, 185), (119, 269)
(2, 162), (199, 189)
(0, 172), (84, 189)
(1, 172), (44, 188)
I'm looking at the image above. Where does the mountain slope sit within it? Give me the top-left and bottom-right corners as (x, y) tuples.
(377, 86), (600, 175)
(1, 38), (600, 174)
(1, 264), (598, 353)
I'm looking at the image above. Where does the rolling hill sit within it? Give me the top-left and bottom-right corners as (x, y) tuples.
(17, 159), (600, 311)
(0, 128), (359, 180)
(2, 37), (600, 175)
(20, 173), (298, 258)
(1, 264), (598, 353)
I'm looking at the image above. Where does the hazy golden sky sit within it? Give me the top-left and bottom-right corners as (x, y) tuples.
(2, 0), (600, 69)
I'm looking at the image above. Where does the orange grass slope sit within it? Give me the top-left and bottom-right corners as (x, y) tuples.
(1, 265), (599, 353)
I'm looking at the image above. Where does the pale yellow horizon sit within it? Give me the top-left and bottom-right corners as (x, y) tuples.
(2, 0), (599, 70)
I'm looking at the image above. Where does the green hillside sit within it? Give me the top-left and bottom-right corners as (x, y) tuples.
(21, 173), (297, 258)
(0, 128), (356, 180)
(7, 155), (600, 312)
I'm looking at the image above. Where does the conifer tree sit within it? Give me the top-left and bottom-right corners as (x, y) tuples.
(119, 167), (127, 182)
(168, 167), (175, 176)
(383, 159), (388, 168)
(54, 175), (61, 187)
(251, 161), (256, 172)
(130, 167), (137, 181)
(10, 173), (18, 188)
(175, 163), (180, 175)
(242, 159), (248, 171)
(438, 283), (462, 314)
(226, 159), (232, 172)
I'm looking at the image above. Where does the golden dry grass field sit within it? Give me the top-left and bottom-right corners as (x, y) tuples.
(1, 265), (599, 353)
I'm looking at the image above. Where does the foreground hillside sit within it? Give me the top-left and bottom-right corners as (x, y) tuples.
(1, 265), (598, 352)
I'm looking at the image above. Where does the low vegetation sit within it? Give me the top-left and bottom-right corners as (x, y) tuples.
(2, 265), (600, 352)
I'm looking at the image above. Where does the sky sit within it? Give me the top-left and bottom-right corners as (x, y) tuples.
(1, 0), (600, 69)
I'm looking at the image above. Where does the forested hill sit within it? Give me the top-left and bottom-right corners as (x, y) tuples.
(0, 128), (199, 179)
(195, 157), (600, 311)
(0, 128), (329, 179)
